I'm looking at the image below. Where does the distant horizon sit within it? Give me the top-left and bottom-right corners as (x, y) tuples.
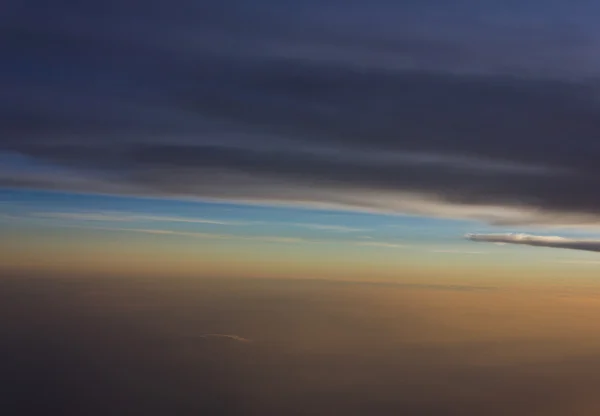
(3, 188), (600, 283)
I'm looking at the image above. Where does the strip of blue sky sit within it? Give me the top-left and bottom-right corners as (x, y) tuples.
(0, 188), (482, 244)
(3, 188), (600, 260)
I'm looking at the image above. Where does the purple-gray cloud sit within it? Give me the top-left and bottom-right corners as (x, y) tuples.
(4, 0), (600, 226)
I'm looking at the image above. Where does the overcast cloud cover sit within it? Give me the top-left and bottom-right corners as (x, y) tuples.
(4, 0), (600, 225)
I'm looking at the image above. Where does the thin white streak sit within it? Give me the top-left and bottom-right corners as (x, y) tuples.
(38, 222), (413, 250)
(116, 227), (308, 244)
(553, 260), (600, 265)
(66, 225), (314, 244)
(290, 223), (366, 232)
(31, 211), (245, 226)
(354, 241), (407, 249)
(430, 249), (486, 254)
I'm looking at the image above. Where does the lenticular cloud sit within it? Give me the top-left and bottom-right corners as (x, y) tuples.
(465, 233), (600, 253)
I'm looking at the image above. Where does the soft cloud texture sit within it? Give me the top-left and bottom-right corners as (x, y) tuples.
(32, 211), (243, 225)
(291, 223), (366, 232)
(4, 0), (600, 226)
(466, 233), (600, 253)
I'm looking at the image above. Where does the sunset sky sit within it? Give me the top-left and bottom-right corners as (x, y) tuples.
(6, 1), (600, 414)
(4, 0), (600, 283)
(2, 187), (600, 281)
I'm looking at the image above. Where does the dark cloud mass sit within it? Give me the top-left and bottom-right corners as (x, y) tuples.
(3, 0), (600, 224)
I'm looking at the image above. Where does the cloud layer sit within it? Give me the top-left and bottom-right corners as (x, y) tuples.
(5, 275), (600, 415)
(4, 0), (600, 225)
(466, 233), (600, 253)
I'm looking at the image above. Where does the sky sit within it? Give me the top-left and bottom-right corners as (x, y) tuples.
(3, 0), (600, 280)
(7, 2), (600, 415)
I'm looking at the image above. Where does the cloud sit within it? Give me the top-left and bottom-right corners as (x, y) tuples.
(198, 334), (252, 343)
(553, 260), (600, 265)
(291, 223), (366, 232)
(430, 249), (487, 255)
(4, 0), (600, 226)
(29, 211), (367, 231)
(32, 220), (410, 249)
(87, 226), (312, 245)
(354, 241), (407, 249)
(466, 233), (600, 253)
(28, 211), (373, 235)
(31, 211), (244, 225)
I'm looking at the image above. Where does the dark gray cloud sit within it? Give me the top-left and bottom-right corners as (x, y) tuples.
(3, 0), (600, 225)
(466, 233), (600, 253)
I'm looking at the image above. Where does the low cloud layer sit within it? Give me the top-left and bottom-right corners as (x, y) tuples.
(5, 275), (600, 415)
(466, 233), (600, 253)
(4, 0), (600, 226)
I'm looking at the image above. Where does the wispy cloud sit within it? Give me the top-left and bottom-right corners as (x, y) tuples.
(62, 224), (319, 245)
(31, 210), (379, 238)
(33, 212), (137, 222)
(553, 260), (600, 265)
(42, 220), (411, 250)
(354, 241), (407, 249)
(129, 215), (240, 225)
(430, 249), (487, 255)
(291, 223), (366, 232)
(466, 233), (600, 253)
(32, 211), (244, 226)
(107, 227), (309, 244)
(31, 212), (368, 232)
(117, 227), (414, 249)
(198, 334), (252, 343)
